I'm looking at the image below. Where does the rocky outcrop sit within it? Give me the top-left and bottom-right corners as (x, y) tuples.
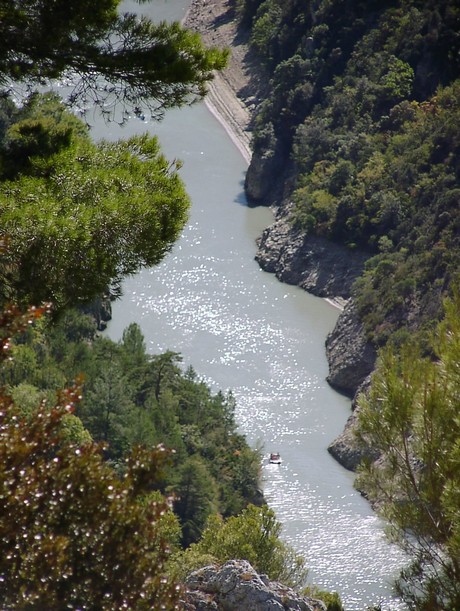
(255, 209), (368, 301)
(182, 560), (327, 611)
(325, 301), (376, 396)
(327, 408), (363, 471)
(81, 294), (112, 331)
(245, 149), (285, 204)
(327, 376), (380, 471)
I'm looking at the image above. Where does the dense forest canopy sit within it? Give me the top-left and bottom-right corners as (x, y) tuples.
(238, 0), (460, 345)
(235, 0), (460, 607)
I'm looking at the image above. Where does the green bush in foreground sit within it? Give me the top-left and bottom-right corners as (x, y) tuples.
(0, 307), (181, 609)
(175, 504), (308, 589)
(356, 292), (460, 609)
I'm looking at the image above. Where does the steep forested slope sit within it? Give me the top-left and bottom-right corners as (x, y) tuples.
(234, 3), (460, 606)
(237, 0), (460, 348)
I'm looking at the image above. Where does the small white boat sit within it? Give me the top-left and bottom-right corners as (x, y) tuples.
(269, 452), (282, 465)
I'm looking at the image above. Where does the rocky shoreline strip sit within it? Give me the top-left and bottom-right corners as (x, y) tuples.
(184, 0), (255, 164)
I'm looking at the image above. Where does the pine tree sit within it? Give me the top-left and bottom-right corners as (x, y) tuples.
(356, 292), (460, 609)
(0, 0), (228, 122)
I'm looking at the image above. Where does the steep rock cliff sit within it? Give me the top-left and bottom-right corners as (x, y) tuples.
(255, 205), (368, 302)
(245, 149), (284, 204)
(325, 301), (376, 396)
(327, 376), (379, 471)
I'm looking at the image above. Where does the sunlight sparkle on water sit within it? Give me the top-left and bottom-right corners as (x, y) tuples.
(104, 41), (409, 606)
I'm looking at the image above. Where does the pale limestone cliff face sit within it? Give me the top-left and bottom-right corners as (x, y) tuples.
(182, 560), (327, 611)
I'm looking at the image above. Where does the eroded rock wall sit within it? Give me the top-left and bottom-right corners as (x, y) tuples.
(256, 213), (368, 302)
(325, 301), (376, 395)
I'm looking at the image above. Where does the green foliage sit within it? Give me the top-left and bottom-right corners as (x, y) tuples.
(235, 0), (265, 26)
(171, 456), (219, 547)
(82, 362), (135, 455)
(0, 0), (228, 121)
(1, 310), (263, 545)
(177, 504), (308, 588)
(355, 292), (460, 609)
(303, 586), (344, 611)
(349, 81), (460, 341)
(0, 309), (182, 610)
(380, 56), (414, 102)
(249, 0), (314, 70)
(240, 0), (460, 345)
(250, 0), (283, 62)
(0, 93), (190, 311)
(60, 412), (93, 446)
(7, 380), (92, 446)
(8, 382), (43, 416)
(121, 322), (147, 368)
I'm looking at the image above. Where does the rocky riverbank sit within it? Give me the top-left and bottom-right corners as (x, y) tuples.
(184, 0), (261, 164)
(184, 0), (374, 470)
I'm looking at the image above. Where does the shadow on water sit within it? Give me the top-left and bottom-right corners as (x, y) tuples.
(234, 178), (273, 210)
(234, 187), (249, 207)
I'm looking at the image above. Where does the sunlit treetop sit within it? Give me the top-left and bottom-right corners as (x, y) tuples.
(0, 93), (191, 311)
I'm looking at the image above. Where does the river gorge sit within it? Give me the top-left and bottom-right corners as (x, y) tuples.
(94, 1), (409, 608)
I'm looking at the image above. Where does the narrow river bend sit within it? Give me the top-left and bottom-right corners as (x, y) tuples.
(96, 1), (408, 608)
